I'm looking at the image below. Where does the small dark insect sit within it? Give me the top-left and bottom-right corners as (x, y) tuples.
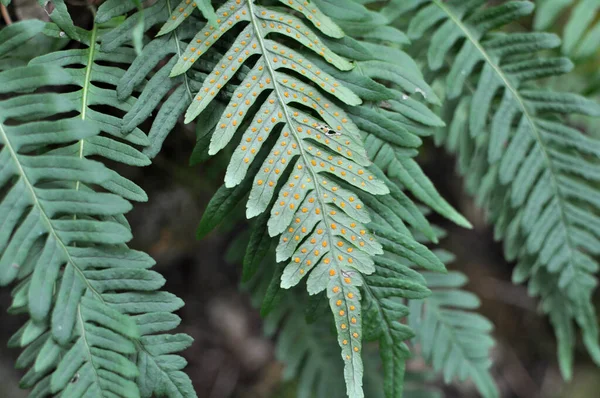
(70, 374), (79, 384)
(316, 124), (341, 136)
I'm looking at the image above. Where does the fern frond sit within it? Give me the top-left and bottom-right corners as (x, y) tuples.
(311, 0), (471, 231)
(162, 1), (400, 396)
(0, 18), (195, 397)
(402, 0), (600, 379)
(30, 23), (150, 200)
(189, 2), (474, 396)
(534, 0), (600, 59)
(409, 255), (498, 398)
(301, 6), (483, 394)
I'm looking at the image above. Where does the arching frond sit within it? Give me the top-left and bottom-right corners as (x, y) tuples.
(190, 2), (473, 396)
(0, 19), (194, 398)
(534, 0), (600, 59)
(160, 2), (397, 396)
(401, 0), (600, 379)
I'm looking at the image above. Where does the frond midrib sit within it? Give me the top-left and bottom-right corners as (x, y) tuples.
(75, 24), (97, 191)
(433, 0), (579, 273)
(77, 304), (103, 390)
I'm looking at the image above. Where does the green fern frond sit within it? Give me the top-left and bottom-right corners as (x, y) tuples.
(402, 0), (600, 379)
(301, 9), (491, 394)
(534, 0), (600, 59)
(0, 18), (195, 397)
(409, 255), (498, 398)
(190, 2), (474, 396)
(30, 23), (150, 200)
(162, 1), (400, 396)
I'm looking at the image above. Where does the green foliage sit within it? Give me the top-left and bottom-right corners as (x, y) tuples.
(243, 250), (445, 398)
(158, 1), (395, 396)
(397, 0), (600, 380)
(0, 16), (193, 398)
(189, 0), (488, 395)
(534, 0), (600, 59)
(409, 253), (497, 398)
(1, 0), (599, 397)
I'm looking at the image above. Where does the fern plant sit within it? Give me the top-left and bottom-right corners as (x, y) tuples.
(188, 1), (499, 396)
(2, 0), (600, 397)
(393, 0), (600, 381)
(0, 14), (194, 398)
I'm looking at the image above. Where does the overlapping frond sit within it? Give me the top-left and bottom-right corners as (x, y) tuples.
(399, 0), (600, 379)
(312, 0), (470, 232)
(307, 4), (491, 395)
(99, 0), (218, 158)
(160, 1), (401, 396)
(534, 0), (600, 59)
(0, 18), (194, 398)
(190, 1), (481, 396)
(409, 252), (498, 398)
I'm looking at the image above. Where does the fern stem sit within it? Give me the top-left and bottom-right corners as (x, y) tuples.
(0, 4), (12, 26)
(75, 23), (98, 193)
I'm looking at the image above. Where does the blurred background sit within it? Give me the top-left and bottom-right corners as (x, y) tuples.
(0, 0), (599, 397)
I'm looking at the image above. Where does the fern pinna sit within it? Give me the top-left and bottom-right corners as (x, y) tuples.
(0, 17), (194, 398)
(397, 0), (600, 380)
